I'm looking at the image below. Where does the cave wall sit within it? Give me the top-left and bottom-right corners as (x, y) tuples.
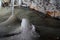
(1, 0), (60, 18)
(22, 0), (60, 18)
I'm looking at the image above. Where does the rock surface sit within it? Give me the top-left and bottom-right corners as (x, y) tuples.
(21, 0), (60, 18)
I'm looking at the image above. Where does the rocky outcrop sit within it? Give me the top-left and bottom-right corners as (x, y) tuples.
(22, 0), (45, 13)
(21, 0), (60, 19)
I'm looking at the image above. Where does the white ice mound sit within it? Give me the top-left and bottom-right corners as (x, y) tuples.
(20, 18), (40, 40)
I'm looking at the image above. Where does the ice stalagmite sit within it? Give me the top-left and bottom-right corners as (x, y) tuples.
(20, 18), (40, 40)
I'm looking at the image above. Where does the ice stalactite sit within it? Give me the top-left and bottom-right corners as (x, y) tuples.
(0, 0), (2, 8)
(18, 0), (22, 7)
(11, 0), (15, 15)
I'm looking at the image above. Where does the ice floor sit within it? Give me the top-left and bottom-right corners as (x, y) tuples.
(0, 7), (60, 40)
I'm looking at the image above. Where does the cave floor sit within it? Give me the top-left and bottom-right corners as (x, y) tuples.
(0, 7), (60, 40)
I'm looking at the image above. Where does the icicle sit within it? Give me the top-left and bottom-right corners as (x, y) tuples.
(0, 0), (2, 8)
(11, 0), (15, 15)
(19, 0), (22, 6)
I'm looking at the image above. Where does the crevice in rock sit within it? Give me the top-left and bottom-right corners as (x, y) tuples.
(0, 32), (21, 38)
